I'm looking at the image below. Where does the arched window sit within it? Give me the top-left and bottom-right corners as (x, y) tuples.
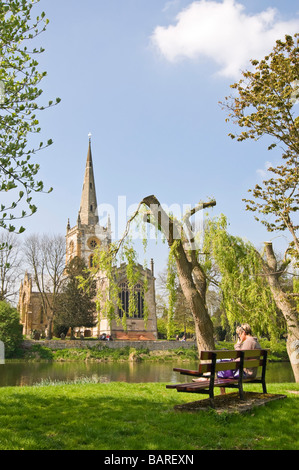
(118, 282), (144, 318)
(89, 255), (94, 268)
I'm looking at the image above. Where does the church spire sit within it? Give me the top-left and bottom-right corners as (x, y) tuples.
(79, 134), (99, 226)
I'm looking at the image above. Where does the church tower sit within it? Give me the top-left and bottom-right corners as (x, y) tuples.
(64, 135), (157, 340)
(79, 135), (98, 226)
(65, 135), (111, 269)
(19, 135), (157, 340)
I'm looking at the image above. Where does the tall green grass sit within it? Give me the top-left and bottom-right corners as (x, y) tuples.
(0, 381), (297, 450)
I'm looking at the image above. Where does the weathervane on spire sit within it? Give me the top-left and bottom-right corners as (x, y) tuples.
(88, 132), (92, 143)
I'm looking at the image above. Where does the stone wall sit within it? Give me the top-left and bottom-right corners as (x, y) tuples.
(22, 339), (196, 351)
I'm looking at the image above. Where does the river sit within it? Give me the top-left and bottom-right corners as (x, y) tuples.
(0, 360), (294, 387)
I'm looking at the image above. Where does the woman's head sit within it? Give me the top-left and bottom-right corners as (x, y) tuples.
(236, 323), (252, 338)
(241, 323), (252, 335)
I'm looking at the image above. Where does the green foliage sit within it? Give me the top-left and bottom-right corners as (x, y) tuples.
(221, 34), (299, 259)
(26, 344), (54, 360)
(0, 300), (22, 357)
(166, 245), (177, 339)
(0, 0), (60, 232)
(81, 237), (149, 331)
(204, 214), (281, 339)
(54, 257), (97, 333)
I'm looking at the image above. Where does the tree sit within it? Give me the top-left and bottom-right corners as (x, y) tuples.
(0, 0), (60, 233)
(205, 214), (299, 382)
(0, 231), (22, 303)
(85, 195), (217, 352)
(205, 215), (281, 337)
(55, 257), (97, 337)
(157, 268), (194, 339)
(23, 233), (65, 338)
(0, 300), (23, 357)
(221, 34), (299, 382)
(221, 34), (299, 258)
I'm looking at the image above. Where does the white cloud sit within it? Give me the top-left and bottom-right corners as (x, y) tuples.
(256, 161), (272, 180)
(151, 0), (299, 78)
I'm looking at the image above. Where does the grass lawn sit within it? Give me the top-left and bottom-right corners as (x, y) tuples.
(0, 381), (298, 450)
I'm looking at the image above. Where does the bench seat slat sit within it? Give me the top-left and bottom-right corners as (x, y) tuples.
(166, 376), (264, 392)
(173, 368), (200, 376)
(200, 350), (241, 360)
(175, 358), (263, 376)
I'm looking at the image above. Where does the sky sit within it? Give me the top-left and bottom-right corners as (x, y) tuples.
(6, 0), (299, 276)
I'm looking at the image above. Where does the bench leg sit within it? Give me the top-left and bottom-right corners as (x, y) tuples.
(220, 387), (226, 395)
(238, 384), (244, 401)
(209, 397), (215, 408)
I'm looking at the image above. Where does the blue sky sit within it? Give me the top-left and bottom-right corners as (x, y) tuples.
(12, 0), (299, 275)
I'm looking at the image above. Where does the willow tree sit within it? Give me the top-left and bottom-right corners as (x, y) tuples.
(205, 214), (299, 381)
(205, 215), (282, 338)
(87, 195), (216, 352)
(0, 0), (60, 233)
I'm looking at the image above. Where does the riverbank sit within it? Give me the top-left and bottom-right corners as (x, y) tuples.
(14, 338), (289, 363)
(0, 381), (297, 450)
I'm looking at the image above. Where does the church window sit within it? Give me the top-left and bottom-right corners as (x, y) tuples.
(88, 238), (99, 250)
(40, 307), (44, 324)
(90, 183), (92, 189)
(118, 282), (144, 318)
(89, 255), (94, 268)
(90, 204), (93, 212)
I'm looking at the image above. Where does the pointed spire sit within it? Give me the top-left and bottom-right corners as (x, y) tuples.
(78, 135), (99, 226)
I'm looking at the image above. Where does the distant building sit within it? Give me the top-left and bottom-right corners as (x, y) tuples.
(18, 272), (51, 338)
(19, 137), (157, 340)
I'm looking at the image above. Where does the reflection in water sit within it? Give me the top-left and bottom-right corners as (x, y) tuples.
(0, 360), (294, 387)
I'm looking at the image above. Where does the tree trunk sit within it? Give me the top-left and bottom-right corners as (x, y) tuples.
(261, 242), (299, 382)
(142, 195), (215, 352)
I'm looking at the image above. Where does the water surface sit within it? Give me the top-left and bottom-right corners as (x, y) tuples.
(0, 360), (294, 387)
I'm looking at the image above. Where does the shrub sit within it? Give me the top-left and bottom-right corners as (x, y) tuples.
(0, 301), (23, 358)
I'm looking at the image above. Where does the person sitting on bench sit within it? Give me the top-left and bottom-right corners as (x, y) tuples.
(234, 323), (261, 378)
(193, 323), (261, 382)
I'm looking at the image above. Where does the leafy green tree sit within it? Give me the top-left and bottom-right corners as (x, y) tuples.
(0, 0), (60, 232)
(55, 257), (97, 337)
(0, 300), (23, 357)
(221, 34), (299, 258)
(205, 214), (299, 382)
(205, 215), (280, 338)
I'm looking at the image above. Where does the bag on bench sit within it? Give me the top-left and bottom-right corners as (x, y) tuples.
(216, 359), (237, 379)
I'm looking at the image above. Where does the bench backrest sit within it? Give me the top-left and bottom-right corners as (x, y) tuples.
(198, 349), (268, 374)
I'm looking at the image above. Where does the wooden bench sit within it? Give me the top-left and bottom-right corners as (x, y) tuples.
(166, 349), (268, 407)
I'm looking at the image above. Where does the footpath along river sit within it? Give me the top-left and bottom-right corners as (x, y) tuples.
(0, 360), (294, 387)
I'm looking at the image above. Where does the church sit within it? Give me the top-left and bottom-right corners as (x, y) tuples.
(18, 137), (158, 340)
